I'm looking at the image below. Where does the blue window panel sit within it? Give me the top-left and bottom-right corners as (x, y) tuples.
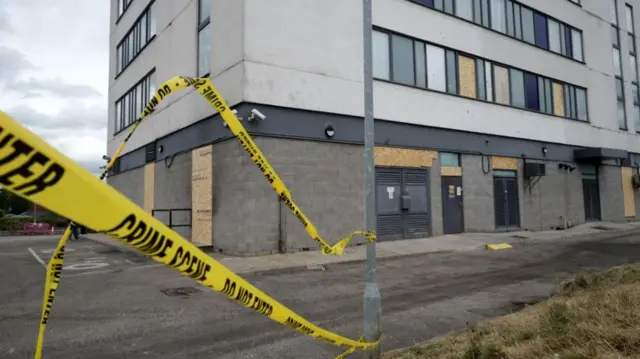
(524, 73), (540, 111)
(564, 26), (573, 58)
(415, 0), (434, 7)
(534, 13), (549, 49)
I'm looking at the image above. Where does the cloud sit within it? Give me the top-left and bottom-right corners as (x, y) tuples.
(0, 46), (35, 84)
(0, 3), (11, 34)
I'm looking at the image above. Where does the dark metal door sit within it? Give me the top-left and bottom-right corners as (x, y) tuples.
(441, 176), (464, 234)
(376, 167), (430, 241)
(402, 169), (430, 239)
(493, 176), (520, 230)
(582, 179), (601, 221)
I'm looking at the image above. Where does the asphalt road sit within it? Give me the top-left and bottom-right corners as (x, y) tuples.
(1, 233), (640, 358)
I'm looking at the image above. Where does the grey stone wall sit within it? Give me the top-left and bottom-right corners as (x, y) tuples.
(210, 137), (364, 255)
(519, 160), (584, 231)
(154, 152), (192, 240)
(106, 166), (144, 208)
(461, 154), (495, 232)
(599, 165), (625, 222)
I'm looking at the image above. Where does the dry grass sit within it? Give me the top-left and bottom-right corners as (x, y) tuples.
(384, 265), (640, 359)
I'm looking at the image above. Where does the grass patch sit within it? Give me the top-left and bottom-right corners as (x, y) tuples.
(384, 264), (640, 359)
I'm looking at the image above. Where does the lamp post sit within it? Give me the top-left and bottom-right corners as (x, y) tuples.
(362, 0), (381, 357)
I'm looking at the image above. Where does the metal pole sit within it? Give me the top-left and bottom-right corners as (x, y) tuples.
(362, 0), (381, 357)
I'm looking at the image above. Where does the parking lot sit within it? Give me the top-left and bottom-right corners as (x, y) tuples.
(2, 233), (640, 358)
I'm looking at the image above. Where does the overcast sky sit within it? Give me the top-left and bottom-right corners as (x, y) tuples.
(0, 0), (110, 175)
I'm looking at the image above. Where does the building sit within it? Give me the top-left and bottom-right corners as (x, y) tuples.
(107, 0), (640, 255)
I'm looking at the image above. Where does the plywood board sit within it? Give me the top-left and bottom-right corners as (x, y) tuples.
(458, 55), (477, 98)
(552, 82), (565, 117)
(375, 146), (437, 167)
(191, 145), (213, 246)
(143, 162), (155, 214)
(493, 65), (510, 105)
(492, 156), (518, 170)
(622, 167), (636, 217)
(441, 167), (462, 176)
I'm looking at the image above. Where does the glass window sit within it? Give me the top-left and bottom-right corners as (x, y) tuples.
(571, 29), (583, 61)
(115, 102), (122, 132)
(435, 0), (444, 10)
(618, 100), (627, 129)
(456, 0), (473, 21)
(481, 0), (490, 27)
(444, 0), (454, 14)
(564, 26), (573, 58)
(506, 0), (514, 36)
(523, 73), (539, 111)
(521, 7), (535, 44)
(534, 13), (548, 49)
(631, 54), (638, 80)
(199, 0), (212, 23)
(135, 86), (142, 119)
(614, 48), (622, 76)
(140, 15), (148, 45)
(149, 5), (156, 36)
(537, 77), (547, 113)
(415, 41), (426, 88)
(629, 34), (636, 54)
(635, 106), (640, 131)
(116, 46), (122, 73)
(633, 83), (639, 104)
(427, 45), (446, 91)
(123, 94), (129, 128)
(391, 35), (415, 86)
(198, 23), (212, 77)
(565, 85), (576, 119)
(616, 78), (624, 100)
(509, 69), (525, 108)
(493, 65), (510, 104)
(612, 26), (620, 47)
(575, 88), (588, 121)
(440, 152), (460, 167)
(372, 31), (390, 80)
(149, 72), (156, 99)
(485, 62), (494, 101)
(490, 0), (506, 33)
(118, 0), (124, 16)
(473, 0), (483, 25)
(626, 4), (634, 34)
(476, 59), (486, 100)
(446, 50), (458, 94)
(611, 0), (618, 25)
(514, 4), (522, 39)
(544, 78), (553, 114)
(548, 19), (561, 53)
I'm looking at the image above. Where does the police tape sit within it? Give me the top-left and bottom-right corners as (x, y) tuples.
(142, 76), (375, 255)
(0, 79), (380, 358)
(33, 98), (156, 359)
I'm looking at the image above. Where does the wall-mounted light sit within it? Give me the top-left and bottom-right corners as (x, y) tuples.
(158, 145), (164, 153)
(325, 124), (335, 138)
(541, 146), (548, 156)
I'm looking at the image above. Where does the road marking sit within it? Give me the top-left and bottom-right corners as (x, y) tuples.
(27, 247), (46, 268)
(65, 263), (163, 277)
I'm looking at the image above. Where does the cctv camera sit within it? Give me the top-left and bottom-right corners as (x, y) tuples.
(249, 109), (266, 121)
(102, 155), (112, 162)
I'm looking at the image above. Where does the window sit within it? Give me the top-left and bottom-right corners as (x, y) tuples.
(613, 48), (622, 76)
(612, 0), (627, 129)
(197, 0), (212, 77)
(628, 4), (640, 131)
(117, 0), (134, 19)
(114, 70), (156, 134)
(373, 32), (390, 80)
(115, 2), (155, 76)
(439, 152), (460, 167)
(627, 4), (635, 34)
(409, 0), (584, 61)
(371, 28), (587, 121)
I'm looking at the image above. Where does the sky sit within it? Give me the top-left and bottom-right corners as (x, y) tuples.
(0, 0), (110, 175)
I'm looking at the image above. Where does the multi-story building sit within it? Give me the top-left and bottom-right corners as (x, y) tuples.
(107, 0), (640, 255)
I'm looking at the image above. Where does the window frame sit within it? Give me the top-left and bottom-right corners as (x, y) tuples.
(197, 0), (212, 77)
(372, 26), (587, 122)
(114, 69), (156, 135)
(408, 0), (584, 63)
(116, 0), (135, 23)
(115, 1), (156, 78)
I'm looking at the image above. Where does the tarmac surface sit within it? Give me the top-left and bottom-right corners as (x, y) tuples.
(1, 233), (640, 358)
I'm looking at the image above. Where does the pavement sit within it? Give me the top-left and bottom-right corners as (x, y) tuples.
(1, 229), (640, 358)
(83, 221), (640, 274)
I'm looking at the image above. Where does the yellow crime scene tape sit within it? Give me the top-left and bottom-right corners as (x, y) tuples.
(1, 76), (380, 358)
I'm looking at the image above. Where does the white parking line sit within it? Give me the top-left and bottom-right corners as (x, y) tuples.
(27, 247), (47, 268)
(64, 263), (164, 277)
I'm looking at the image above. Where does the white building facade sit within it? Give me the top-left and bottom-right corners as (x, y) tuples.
(107, 0), (640, 255)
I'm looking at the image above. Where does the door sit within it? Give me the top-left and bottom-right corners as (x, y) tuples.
(580, 164), (601, 221)
(376, 167), (430, 241)
(442, 176), (464, 234)
(493, 171), (520, 230)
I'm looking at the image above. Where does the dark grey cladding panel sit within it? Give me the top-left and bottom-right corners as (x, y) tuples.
(119, 146), (146, 172)
(112, 102), (637, 173)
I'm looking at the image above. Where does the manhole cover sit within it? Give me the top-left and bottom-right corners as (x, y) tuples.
(510, 235), (528, 239)
(160, 286), (202, 297)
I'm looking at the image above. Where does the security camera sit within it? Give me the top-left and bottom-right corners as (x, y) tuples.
(225, 109), (241, 128)
(102, 155), (112, 162)
(248, 109), (266, 122)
